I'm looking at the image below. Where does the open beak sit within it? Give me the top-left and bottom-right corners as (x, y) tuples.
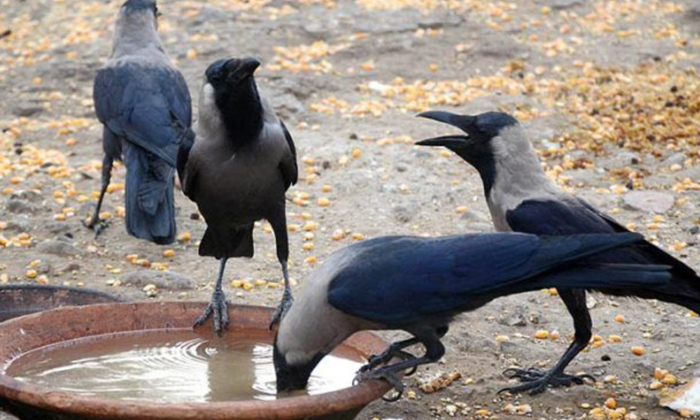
(416, 111), (477, 149)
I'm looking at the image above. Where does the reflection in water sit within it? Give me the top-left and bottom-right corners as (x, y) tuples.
(6, 329), (364, 403)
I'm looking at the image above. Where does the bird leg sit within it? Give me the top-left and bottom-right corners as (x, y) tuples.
(355, 335), (445, 401)
(499, 289), (593, 395)
(83, 156), (113, 238)
(269, 213), (293, 330)
(194, 258), (230, 335)
(269, 261), (293, 329)
(358, 337), (421, 375)
(355, 355), (433, 402)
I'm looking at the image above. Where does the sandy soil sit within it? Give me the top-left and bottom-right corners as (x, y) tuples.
(1, 0), (700, 419)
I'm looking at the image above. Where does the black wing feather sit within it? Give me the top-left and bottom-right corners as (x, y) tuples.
(278, 120), (298, 190)
(506, 198), (697, 277)
(328, 233), (645, 326)
(94, 63), (192, 167)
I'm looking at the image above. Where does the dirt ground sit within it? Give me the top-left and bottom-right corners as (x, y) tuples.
(1, 0), (700, 419)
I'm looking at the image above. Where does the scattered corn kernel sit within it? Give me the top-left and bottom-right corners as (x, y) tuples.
(178, 231), (192, 243)
(662, 374), (677, 385)
(163, 249), (175, 258)
(534, 330), (549, 339)
(631, 346), (645, 356)
(654, 367), (669, 380)
(318, 197), (331, 207)
(26, 269), (38, 279)
(649, 380), (664, 390)
(614, 314), (626, 323)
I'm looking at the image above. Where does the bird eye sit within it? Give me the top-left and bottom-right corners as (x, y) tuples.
(154, 6), (161, 17)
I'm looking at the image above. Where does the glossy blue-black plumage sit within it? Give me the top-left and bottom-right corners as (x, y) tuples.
(506, 199), (700, 306)
(506, 199), (697, 277)
(327, 232), (664, 326)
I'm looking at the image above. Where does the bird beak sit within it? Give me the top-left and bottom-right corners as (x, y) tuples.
(225, 57), (261, 84)
(273, 336), (326, 392)
(416, 111), (477, 150)
(417, 110), (477, 129)
(415, 135), (474, 149)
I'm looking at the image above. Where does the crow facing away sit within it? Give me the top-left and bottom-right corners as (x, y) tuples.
(90, 0), (192, 245)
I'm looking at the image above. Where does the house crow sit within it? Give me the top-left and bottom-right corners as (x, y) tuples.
(178, 57), (298, 334)
(274, 232), (672, 395)
(90, 0), (192, 244)
(416, 110), (700, 394)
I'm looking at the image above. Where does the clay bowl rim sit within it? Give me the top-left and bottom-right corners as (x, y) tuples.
(0, 301), (394, 420)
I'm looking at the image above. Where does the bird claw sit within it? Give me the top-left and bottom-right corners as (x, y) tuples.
(359, 349), (417, 375)
(499, 367), (595, 395)
(269, 293), (294, 330)
(82, 217), (110, 239)
(353, 370), (405, 402)
(194, 290), (229, 335)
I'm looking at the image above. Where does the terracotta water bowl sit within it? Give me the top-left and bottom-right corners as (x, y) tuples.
(0, 302), (394, 420)
(0, 284), (123, 322)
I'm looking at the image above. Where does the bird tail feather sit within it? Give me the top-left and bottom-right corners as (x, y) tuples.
(124, 144), (176, 245)
(522, 263), (672, 291)
(502, 262), (700, 313)
(199, 225), (254, 259)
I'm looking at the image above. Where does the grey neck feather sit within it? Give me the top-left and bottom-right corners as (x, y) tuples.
(276, 248), (374, 367)
(196, 83), (223, 142)
(486, 125), (562, 229)
(111, 10), (164, 58)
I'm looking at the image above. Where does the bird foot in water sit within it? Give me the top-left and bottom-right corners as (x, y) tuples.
(354, 369), (405, 402)
(269, 293), (294, 330)
(194, 290), (229, 335)
(82, 217), (110, 239)
(499, 367), (595, 395)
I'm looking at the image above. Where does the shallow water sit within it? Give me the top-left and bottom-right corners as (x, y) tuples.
(5, 329), (364, 403)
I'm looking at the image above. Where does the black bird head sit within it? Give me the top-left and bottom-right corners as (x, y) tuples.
(273, 334), (327, 393)
(416, 111), (519, 158)
(205, 57), (261, 91)
(416, 111), (520, 194)
(122, 0), (160, 17)
(204, 57), (263, 142)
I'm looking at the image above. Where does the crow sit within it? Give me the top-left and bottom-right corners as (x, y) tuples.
(416, 110), (700, 394)
(178, 57), (298, 334)
(273, 232), (671, 395)
(90, 0), (192, 244)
